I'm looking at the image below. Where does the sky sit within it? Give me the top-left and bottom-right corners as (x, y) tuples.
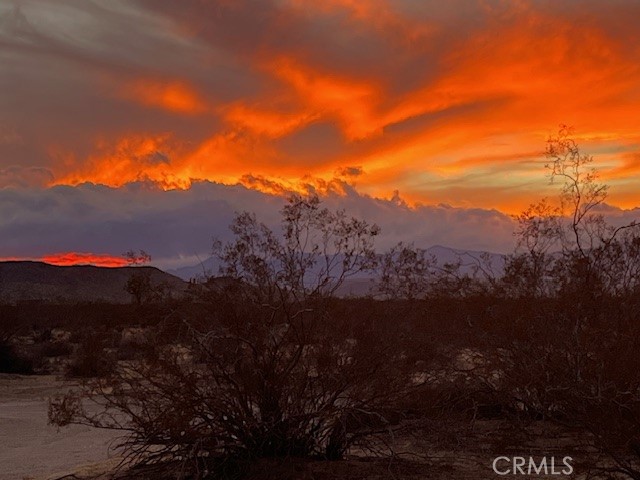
(2, 0), (640, 268)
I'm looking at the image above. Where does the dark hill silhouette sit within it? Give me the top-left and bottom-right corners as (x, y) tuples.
(0, 261), (186, 304)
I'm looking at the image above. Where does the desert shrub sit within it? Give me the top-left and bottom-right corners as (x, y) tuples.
(0, 317), (34, 374)
(0, 339), (34, 374)
(49, 195), (428, 479)
(65, 330), (116, 378)
(116, 327), (150, 361)
(116, 340), (143, 361)
(38, 340), (73, 358)
(52, 299), (414, 455)
(482, 129), (640, 478)
(34, 328), (53, 343)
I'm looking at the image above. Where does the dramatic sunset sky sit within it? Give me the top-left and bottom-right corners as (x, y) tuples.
(2, 0), (640, 268)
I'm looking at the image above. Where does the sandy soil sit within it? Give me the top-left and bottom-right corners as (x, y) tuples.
(0, 374), (121, 480)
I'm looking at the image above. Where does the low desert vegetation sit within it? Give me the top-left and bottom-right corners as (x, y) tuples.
(0, 127), (637, 479)
(0, 334), (34, 374)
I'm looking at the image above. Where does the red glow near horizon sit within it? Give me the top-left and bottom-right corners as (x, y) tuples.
(42, 253), (129, 267)
(0, 253), (131, 267)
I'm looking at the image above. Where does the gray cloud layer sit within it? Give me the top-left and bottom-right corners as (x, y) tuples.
(4, 180), (638, 268)
(0, 181), (519, 267)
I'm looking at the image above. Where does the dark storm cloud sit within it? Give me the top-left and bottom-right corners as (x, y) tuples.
(0, 165), (53, 187)
(0, 180), (519, 267)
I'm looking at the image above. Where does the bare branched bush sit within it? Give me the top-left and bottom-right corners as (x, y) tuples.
(491, 127), (640, 478)
(376, 243), (498, 301)
(376, 243), (435, 300)
(213, 194), (380, 302)
(49, 194), (423, 479)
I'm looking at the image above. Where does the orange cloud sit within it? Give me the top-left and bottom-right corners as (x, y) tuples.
(222, 102), (317, 138)
(30, 1), (640, 215)
(52, 134), (192, 189)
(601, 151), (640, 179)
(122, 79), (209, 115)
(312, 6), (640, 212)
(268, 56), (382, 140)
(238, 173), (354, 198)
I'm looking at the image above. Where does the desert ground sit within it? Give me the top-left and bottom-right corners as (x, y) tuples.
(0, 374), (120, 480)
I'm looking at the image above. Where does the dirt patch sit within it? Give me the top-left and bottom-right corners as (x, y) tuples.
(0, 374), (121, 480)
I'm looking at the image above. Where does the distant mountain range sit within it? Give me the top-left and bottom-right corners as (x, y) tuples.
(0, 261), (186, 304)
(425, 245), (506, 276)
(167, 245), (506, 281)
(0, 246), (507, 304)
(166, 245), (507, 297)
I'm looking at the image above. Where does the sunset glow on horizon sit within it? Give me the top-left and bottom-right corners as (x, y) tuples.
(3, 0), (640, 265)
(1, 253), (130, 268)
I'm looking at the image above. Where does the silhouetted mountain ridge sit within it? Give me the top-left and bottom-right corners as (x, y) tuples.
(0, 261), (186, 304)
(0, 245), (507, 304)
